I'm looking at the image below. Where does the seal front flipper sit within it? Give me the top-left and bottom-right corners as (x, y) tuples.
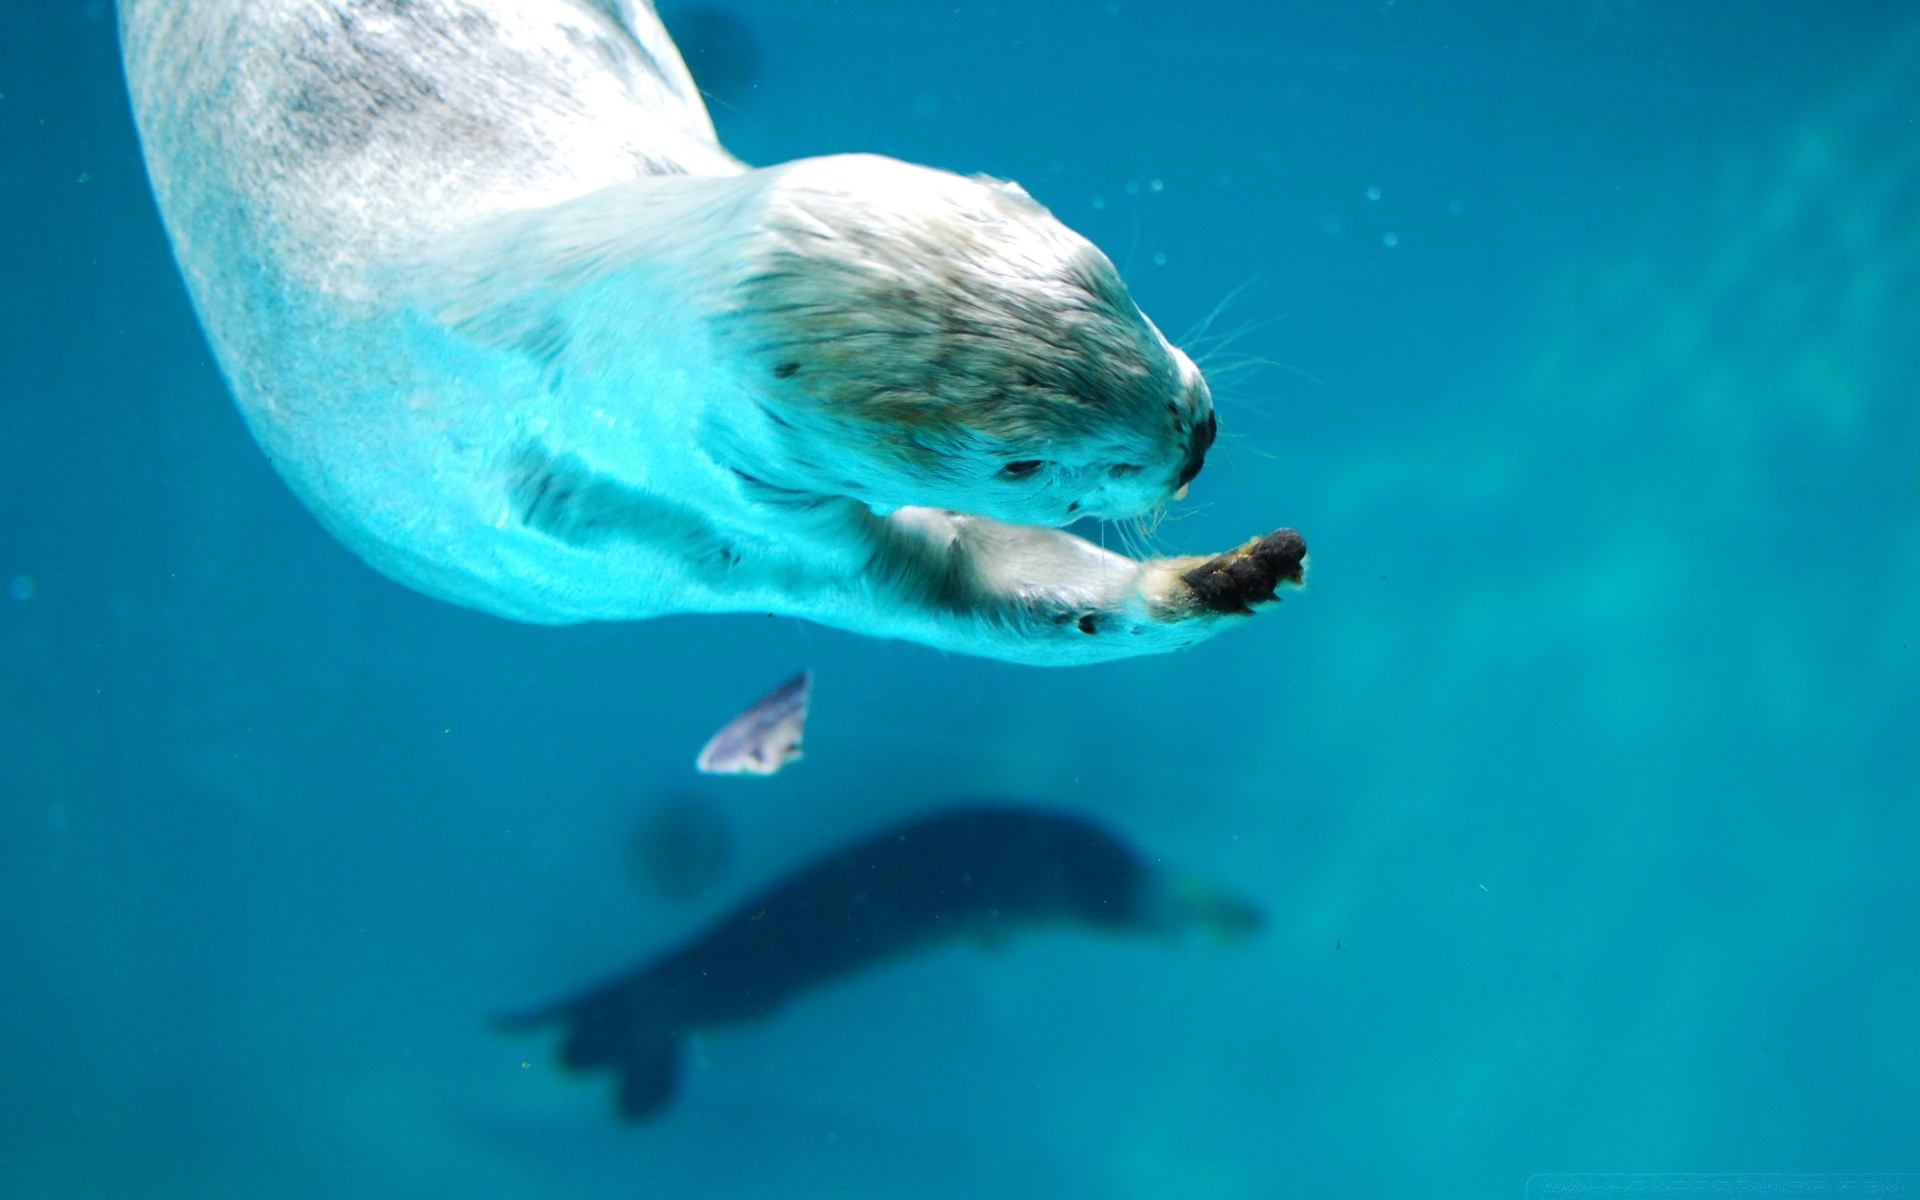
(1155, 527), (1309, 617)
(821, 505), (1308, 665)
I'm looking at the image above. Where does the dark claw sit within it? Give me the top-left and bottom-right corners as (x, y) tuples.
(1180, 528), (1307, 615)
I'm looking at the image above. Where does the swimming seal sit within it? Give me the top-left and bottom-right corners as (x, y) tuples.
(501, 803), (1261, 1119)
(118, 0), (1306, 664)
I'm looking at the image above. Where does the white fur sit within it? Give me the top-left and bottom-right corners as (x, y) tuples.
(119, 0), (1302, 664)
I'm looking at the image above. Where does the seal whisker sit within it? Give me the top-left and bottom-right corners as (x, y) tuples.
(1187, 317), (1285, 365)
(1213, 428), (1282, 462)
(1152, 499), (1214, 525)
(1131, 512), (1171, 557)
(1198, 351), (1326, 390)
(1177, 275), (1267, 347)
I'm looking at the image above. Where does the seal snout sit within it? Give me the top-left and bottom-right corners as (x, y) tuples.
(1175, 411), (1217, 490)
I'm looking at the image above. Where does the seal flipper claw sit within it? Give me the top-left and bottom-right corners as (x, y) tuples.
(1178, 528), (1307, 615)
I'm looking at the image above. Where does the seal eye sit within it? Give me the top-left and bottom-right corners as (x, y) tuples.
(1001, 460), (1044, 477)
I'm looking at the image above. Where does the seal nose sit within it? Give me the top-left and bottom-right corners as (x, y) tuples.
(1175, 411), (1217, 489)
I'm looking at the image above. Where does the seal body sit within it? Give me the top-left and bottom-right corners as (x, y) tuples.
(120, 0), (1305, 664)
(501, 803), (1261, 1119)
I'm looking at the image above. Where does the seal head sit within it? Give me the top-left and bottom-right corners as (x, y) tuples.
(723, 156), (1215, 526)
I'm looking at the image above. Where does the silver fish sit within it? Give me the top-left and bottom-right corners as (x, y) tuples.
(695, 671), (812, 775)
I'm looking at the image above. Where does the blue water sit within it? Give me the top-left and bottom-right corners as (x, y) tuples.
(4, 2), (1916, 1196)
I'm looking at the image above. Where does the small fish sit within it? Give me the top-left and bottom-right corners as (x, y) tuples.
(695, 670), (811, 775)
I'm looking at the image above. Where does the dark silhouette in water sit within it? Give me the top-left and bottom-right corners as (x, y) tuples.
(500, 803), (1260, 1120)
(627, 793), (735, 903)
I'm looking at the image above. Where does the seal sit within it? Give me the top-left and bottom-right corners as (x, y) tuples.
(119, 0), (1306, 664)
(500, 802), (1261, 1120)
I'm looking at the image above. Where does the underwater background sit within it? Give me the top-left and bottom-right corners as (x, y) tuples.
(3, 1), (1917, 1196)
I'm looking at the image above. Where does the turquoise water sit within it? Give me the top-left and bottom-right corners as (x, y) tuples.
(4, 2), (1916, 1197)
